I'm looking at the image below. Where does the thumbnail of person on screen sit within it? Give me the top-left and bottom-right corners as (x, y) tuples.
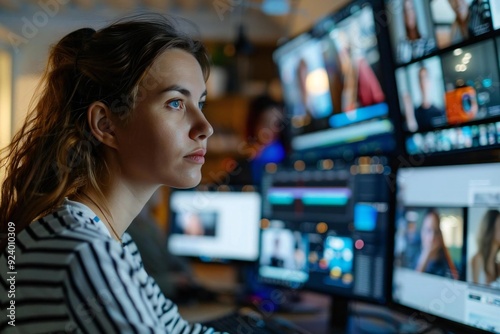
(414, 209), (459, 279)
(414, 66), (446, 131)
(397, 0), (436, 63)
(270, 236), (286, 268)
(336, 28), (385, 112)
(470, 209), (500, 288)
(446, 0), (492, 45)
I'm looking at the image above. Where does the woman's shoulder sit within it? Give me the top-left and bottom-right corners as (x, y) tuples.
(17, 200), (120, 252)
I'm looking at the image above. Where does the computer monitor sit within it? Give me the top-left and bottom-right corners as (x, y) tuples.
(167, 187), (262, 262)
(273, 0), (397, 162)
(386, 0), (500, 158)
(257, 156), (393, 308)
(392, 162), (500, 333)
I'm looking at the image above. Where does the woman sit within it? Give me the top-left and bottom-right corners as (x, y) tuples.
(397, 0), (435, 63)
(414, 209), (459, 279)
(0, 15), (225, 333)
(470, 209), (500, 287)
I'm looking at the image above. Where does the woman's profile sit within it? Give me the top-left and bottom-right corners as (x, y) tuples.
(470, 209), (500, 287)
(0, 14), (225, 333)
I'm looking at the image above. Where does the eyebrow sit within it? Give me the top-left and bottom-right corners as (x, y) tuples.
(159, 85), (207, 99)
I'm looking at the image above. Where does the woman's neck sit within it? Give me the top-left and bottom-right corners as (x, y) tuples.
(73, 178), (158, 242)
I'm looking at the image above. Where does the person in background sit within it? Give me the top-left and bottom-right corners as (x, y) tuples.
(470, 209), (500, 288)
(414, 209), (459, 279)
(231, 94), (287, 185)
(0, 14), (225, 333)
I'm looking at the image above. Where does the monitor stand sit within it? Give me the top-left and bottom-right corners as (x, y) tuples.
(329, 295), (350, 330)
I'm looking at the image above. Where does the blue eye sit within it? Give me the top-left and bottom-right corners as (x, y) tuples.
(167, 99), (183, 109)
(199, 101), (206, 110)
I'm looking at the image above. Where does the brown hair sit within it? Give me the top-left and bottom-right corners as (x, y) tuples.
(0, 14), (210, 246)
(423, 208), (459, 279)
(477, 209), (500, 279)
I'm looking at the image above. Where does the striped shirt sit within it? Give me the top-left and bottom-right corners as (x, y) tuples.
(0, 199), (225, 334)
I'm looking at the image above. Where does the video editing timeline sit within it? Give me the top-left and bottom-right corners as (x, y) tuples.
(259, 157), (391, 303)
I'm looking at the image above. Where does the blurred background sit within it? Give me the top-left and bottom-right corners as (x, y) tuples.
(0, 0), (350, 228)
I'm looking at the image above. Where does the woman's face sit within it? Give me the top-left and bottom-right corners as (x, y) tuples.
(114, 48), (213, 189)
(421, 213), (442, 252)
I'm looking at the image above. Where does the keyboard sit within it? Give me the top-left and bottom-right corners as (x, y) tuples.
(202, 310), (310, 334)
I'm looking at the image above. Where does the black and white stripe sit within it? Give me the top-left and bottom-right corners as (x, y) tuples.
(0, 199), (223, 334)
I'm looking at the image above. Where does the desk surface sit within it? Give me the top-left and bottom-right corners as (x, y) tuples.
(179, 263), (449, 334)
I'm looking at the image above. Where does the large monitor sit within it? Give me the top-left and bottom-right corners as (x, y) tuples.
(392, 162), (500, 333)
(273, 0), (397, 162)
(386, 0), (500, 157)
(167, 187), (262, 262)
(257, 156), (393, 305)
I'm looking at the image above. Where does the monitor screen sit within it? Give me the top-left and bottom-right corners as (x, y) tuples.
(429, 0), (493, 49)
(393, 162), (500, 333)
(387, 0), (494, 66)
(387, 0), (500, 157)
(258, 156), (392, 303)
(273, 0), (395, 162)
(168, 188), (262, 262)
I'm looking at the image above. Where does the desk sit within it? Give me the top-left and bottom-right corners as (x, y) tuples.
(178, 291), (332, 333)
(178, 291), (451, 334)
(179, 263), (448, 334)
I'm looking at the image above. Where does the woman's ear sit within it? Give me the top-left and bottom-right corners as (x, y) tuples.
(87, 101), (118, 150)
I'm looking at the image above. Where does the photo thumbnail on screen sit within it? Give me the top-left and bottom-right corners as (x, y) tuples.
(394, 207), (464, 280)
(466, 207), (500, 289)
(386, 0), (437, 64)
(172, 210), (217, 237)
(320, 5), (386, 127)
(274, 34), (333, 135)
(441, 39), (500, 125)
(397, 39), (500, 135)
(259, 221), (309, 286)
(430, 0), (493, 49)
(396, 56), (447, 132)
